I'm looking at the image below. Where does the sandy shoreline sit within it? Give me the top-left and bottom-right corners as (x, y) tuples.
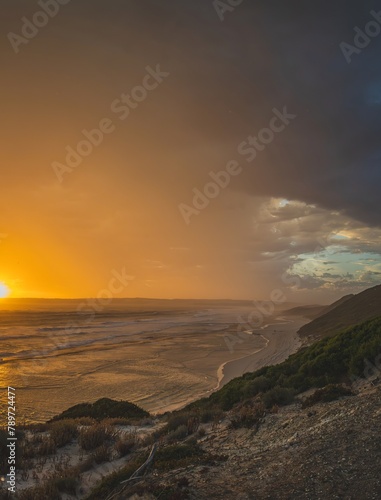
(156, 317), (308, 414)
(215, 318), (306, 389)
(3, 308), (308, 421)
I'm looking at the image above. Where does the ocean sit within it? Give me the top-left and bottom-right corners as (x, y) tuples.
(0, 298), (273, 423)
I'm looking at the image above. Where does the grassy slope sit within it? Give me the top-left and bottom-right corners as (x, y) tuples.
(298, 285), (381, 339)
(185, 316), (381, 411)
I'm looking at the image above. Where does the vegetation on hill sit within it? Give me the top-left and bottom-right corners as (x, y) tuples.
(49, 398), (149, 422)
(298, 285), (381, 339)
(283, 304), (327, 319)
(284, 294), (354, 320)
(184, 316), (381, 412)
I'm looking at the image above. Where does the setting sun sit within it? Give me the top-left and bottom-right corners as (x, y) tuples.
(0, 283), (10, 298)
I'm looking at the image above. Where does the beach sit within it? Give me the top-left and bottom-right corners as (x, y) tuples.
(216, 318), (306, 389)
(0, 299), (308, 422)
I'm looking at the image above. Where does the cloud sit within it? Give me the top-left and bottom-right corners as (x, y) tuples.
(1, 0), (380, 301)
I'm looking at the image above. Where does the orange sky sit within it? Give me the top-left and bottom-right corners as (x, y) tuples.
(1, 1), (380, 302)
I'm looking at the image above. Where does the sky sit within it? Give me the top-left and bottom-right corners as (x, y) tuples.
(1, 0), (381, 302)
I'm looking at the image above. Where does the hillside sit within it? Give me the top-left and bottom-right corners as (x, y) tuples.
(284, 294), (354, 320)
(186, 316), (381, 412)
(118, 382), (381, 500)
(298, 285), (381, 340)
(3, 316), (381, 500)
(283, 304), (326, 319)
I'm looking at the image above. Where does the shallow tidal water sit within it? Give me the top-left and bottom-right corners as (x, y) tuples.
(0, 298), (272, 423)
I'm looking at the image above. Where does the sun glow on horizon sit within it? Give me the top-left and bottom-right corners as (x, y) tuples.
(0, 283), (10, 298)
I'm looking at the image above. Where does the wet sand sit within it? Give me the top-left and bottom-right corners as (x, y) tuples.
(216, 318), (306, 388)
(153, 317), (308, 414)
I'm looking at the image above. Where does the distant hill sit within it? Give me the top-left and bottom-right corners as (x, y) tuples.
(284, 304), (327, 320)
(284, 294), (354, 320)
(320, 294), (355, 315)
(298, 285), (381, 340)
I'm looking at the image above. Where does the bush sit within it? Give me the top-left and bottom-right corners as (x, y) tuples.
(21, 435), (56, 459)
(50, 398), (149, 422)
(155, 443), (204, 471)
(38, 437), (57, 456)
(302, 384), (354, 408)
(92, 444), (112, 464)
(229, 401), (266, 429)
(184, 317), (381, 413)
(242, 376), (272, 398)
(49, 420), (78, 447)
(167, 425), (188, 443)
(166, 414), (189, 432)
(262, 386), (295, 408)
(79, 424), (116, 451)
(197, 428), (206, 438)
(85, 455), (146, 500)
(115, 434), (137, 457)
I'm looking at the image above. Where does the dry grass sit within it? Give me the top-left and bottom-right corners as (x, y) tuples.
(49, 419), (78, 447)
(79, 423), (117, 451)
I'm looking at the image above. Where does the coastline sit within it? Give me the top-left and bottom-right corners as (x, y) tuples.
(215, 318), (306, 389)
(215, 333), (270, 389)
(153, 317), (308, 414)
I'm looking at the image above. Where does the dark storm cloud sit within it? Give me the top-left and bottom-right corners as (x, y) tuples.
(1, 0), (380, 299)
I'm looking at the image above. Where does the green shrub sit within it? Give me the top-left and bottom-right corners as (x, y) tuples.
(155, 443), (204, 471)
(166, 414), (189, 432)
(302, 384), (354, 408)
(229, 400), (266, 429)
(262, 386), (295, 408)
(199, 409), (223, 423)
(167, 425), (188, 443)
(185, 317), (381, 412)
(50, 398), (149, 422)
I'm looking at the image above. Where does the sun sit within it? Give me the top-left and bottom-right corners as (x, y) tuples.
(0, 283), (10, 298)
